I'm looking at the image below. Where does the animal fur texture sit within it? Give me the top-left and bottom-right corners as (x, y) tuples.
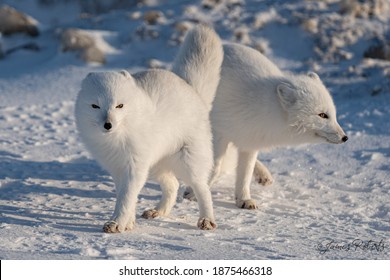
(75, 25), (223, 232)
(183, 43), (348, 209)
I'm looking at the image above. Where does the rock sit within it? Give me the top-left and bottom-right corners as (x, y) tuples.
(81, 46), (105, 64)
(60, 28), (106, 64)
(340, 0), (390, 18)
(253, 40), (270, 54)
(78, 0), (137, 14)
(143, 10), (164, 25)
(364, 42), (390, 61)
(253, 8), (278, 29)
(170, 21), (195, 45)
(302, 18), (319, 34)
(340, 0), (370, 18)
(174, 21), (194, 33)
(202, 0), (220, 10)
(147, 58), (164, 69)
(128, 11), (142, 21)
(234, 27), (251, 45)
(60, 28), (95, 51)
(135, 26), (159, 40)
(371, 86), (382, 96)
(0, 5), (39, 37)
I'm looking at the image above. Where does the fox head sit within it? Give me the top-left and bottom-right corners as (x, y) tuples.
(75, 70), (142, 136)
(277, 72), (348, 144)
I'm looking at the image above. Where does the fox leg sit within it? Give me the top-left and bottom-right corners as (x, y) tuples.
(103, 164), (149, 233)
(235, 150), (258, 209)
(179, 137), (216, 230)
(142, 172), (179, 219)
(183, 136), (229, 201)
(191, 181), (217, 230)
(253, 159), (274, 186)
(209, 137), (230, 187)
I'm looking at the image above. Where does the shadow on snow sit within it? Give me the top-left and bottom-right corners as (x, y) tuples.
(0, 151), (162, 233)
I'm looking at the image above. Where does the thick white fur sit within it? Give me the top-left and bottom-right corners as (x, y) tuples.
(75, 25), (223, 232)
(172, 24), (223, 112)
(198, 43), (348, 209)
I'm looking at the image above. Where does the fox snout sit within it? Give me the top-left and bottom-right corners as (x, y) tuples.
(314, 120), (348, 144)
(104, 122), (112, 131)
(337, 123), (348, 143)
(337, 124), (348, 144)
(333, 125), (348, 144)
(103, 111), (115, 132)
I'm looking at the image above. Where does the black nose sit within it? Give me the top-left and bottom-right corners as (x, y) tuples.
(342, 135), (348, 142)
(104, 122), (112, 130)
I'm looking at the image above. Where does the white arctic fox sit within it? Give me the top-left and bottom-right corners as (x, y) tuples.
(75, 25), (223, 233)
(184, 43), (348, 209)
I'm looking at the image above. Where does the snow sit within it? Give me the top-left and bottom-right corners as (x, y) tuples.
(0, 0), (389, 260)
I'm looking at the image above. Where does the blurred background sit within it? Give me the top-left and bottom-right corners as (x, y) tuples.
(0, 0), (389, 97)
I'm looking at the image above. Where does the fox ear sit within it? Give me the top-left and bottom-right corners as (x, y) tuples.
(307, 72), (320, 80)
(119, 70), (132, 79)
(83, 72), (99, 87)
(86, 72), (98, 78)
(277, 82), (297, 110)
(119, 70), (137, 86)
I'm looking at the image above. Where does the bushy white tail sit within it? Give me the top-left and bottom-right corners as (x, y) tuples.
(172, 25), (223, 111)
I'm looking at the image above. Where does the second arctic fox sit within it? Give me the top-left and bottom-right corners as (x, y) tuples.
(185, 43), (348, 209)
(75, 25), (223, 232)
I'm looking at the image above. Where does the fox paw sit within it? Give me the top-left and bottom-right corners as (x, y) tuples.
(103, 220), (133, 233)
(197, 218), (217, 230)
(253, 166), (274, 186)
(256, 175), (274, 186)
(236, 199), (258, 210)
(141, 209), (160, 219)
(183, 187), (197, 201)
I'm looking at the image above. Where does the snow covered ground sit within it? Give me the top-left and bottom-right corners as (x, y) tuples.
(0, 0), (389, 260)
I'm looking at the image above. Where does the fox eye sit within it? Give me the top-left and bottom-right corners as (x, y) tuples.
(91, 104), (100, 109)
(116, 104), (124, 109)
(318, 113), (328, 119)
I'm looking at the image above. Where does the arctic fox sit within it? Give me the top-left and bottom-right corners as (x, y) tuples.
(75, 25), (223, 233)
(184, 43), (348, 209)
